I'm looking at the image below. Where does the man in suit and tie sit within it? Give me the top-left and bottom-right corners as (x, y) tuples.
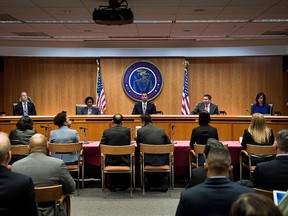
(12, 133), (75, 216)
(251, 129), (288, 191)
(136, 114), (171, 192)
(132, 92), (157, 115)
(0, 132), (38, 216)
(176, 148), (253, 216)
(14, 91), (37, 116)
(191, 94), (219, 115)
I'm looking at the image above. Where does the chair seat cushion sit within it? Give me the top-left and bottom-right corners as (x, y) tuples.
(144, 165), (170, 170)
(105, 166), (131, 171)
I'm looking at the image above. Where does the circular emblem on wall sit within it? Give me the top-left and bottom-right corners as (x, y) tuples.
(122, 61), (163, 102)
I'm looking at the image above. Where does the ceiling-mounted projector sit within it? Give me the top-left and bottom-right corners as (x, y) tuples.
(93, 0), (134, 25)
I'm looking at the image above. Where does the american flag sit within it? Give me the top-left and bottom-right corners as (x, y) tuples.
(181, 68), (191, 115)
(96, 66), (106, 114)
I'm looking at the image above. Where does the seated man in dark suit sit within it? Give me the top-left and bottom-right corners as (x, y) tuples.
(0, 132), (38, 216)
(251, 129), (288, 191)
(176, 148), (253, 216)
(100, 113), (131, 191)
(14, 91), (37, 116)
(132, 92), (156, 115)
(136, 114), (171, 192)
(191, 94), (219, 115)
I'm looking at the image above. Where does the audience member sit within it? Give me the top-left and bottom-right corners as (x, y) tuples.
(190, 111), (219, 149)
(241, 113), (275, 165)
(49, 112), (80, 164)
(186, 138), (234, 189)
(79, 96), (100, 115)
(0, 132), (38, 216)
(14, 91), (37, 116)
(136, 114), (171, 192)
(191, 94), (219, 115)
(132, 92), (156, 115)
(175, 148), (253, 216)
(251, 129), (288, 191)
(230, 193), (282, 216)
(251, 92), (272, 115)
(100, 113), (131, 191)
(12, 133), (75, 216)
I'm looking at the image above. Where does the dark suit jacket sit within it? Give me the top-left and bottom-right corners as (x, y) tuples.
(191, 102), (219, 115)
(176, 177), (254, 216)
(132, 102), (156, 114)
(80, 106), (100, 115)
(100, 124), (131, 165)
(136, 123), (171, 166)
(14, 102), (37, 116)
(251, 155), (288, 191)
(190, 124), (219, 149)
(0, 166), (38, 216)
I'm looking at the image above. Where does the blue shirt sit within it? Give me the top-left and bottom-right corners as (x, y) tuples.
(251, 104), (271, 115)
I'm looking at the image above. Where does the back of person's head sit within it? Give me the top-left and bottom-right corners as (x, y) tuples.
(0, 132), (11, 164)
(204, 94), (212, 100)
(140, 114), (152, 124)
(248, 113), (270, 144)
(29, 133), (47, 153)
(206, 148), (231, 175)
(230, 193), (282, 216)
(53, 112), (67, 127)
(199, 111), (210, 125)
(276, 129), (288, 153)
(255, 92), (267, 105)
(16, 115), (33, 131)
(85, 96), (94, 104)
(113, 113), (123, 124)
(204, 138), (224, 157)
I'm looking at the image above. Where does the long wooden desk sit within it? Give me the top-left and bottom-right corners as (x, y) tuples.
(1, 115), (287, 142)
(83, 140), (242, 180)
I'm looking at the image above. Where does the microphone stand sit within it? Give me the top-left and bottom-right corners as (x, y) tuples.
(40, 125), (51, 139)
(79, 127), (89, 144)
(171, 124), (177, 144)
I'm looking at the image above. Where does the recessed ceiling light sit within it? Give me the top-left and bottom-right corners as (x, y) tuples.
(61, 10), (72, 14)
(194, 9), (205, 12)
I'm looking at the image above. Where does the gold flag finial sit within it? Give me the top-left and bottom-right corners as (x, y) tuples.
(96, 59), (100, 71)
(183, 59), (189, 69)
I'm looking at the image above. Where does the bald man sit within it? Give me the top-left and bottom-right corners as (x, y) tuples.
(12, 133), (75, 216)
(0, 132), (38, 216)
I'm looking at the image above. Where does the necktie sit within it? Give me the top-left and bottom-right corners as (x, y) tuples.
(23, 103), (27, 115)
(143, 103), (146, 114)
(205, 105), (208, 112)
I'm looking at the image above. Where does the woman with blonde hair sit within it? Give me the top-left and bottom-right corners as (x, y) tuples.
(241, 113), (275, 165)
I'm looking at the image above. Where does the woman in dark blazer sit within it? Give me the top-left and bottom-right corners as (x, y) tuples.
(80, 96), (100, 115)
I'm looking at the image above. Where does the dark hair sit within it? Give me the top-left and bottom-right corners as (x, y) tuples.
(53, 112), (67, 127)
(140, 114), (152, 124)
(203, 138), (223, 157)
(16, 116), (33, 130)
(206, 148), (231, 174)
(85, 96), (94, 105)
(255, 92), (267, 105)
(230, 193), (282, 216)
(113, 113), (123, 124)
(204, 94), (212, 100)
(199, 111), (210, 125)
(277, 129), (288, 152)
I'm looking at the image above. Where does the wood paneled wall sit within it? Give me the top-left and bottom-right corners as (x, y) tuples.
(0, 56), (287, 116)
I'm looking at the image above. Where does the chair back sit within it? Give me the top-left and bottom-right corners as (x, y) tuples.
(48, 143), (82, 153)
(35, 185), (62, 202)
(254, 188), (273, 200)
(11, 145), (29, 155)
(140, 143), (174, 154)
(193, 144), (205, 154)
(246, 144), (275, 155)
(76, 104), (98, 114)
(100, 144), (135, 155)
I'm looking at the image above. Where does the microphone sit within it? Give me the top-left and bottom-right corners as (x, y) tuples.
(79, 127), (88, 130)
(171, 124), (177, 144)
(79, 127), (88, 144)
(40, 125), (51, 129)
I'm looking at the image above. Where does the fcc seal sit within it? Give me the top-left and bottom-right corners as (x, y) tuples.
(122, 61), (163, 102)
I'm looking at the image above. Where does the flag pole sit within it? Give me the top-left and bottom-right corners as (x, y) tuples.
(96, 59), (100, 99)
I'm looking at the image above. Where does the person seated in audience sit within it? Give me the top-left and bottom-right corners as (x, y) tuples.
(186, 138), (233, 189)
(9, 115), (37, 163)
(14, 91), (37, 116)
(230, 193), (282, 216)
(190, 111), (219, 149)
(136, 114), (171, 192)
(12, 133), (75, 216)
(251, 92), (272, 115)
(100, 113), (131, 192)
(250, 129), (288, 191)
(241, 113), (275, 166)
(80, 96), (100, 115)
(0, 132), (38, 216)
(49, 112), (80, 164)
(176, 148), (253, 216)
(191, 94), (219, 115)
